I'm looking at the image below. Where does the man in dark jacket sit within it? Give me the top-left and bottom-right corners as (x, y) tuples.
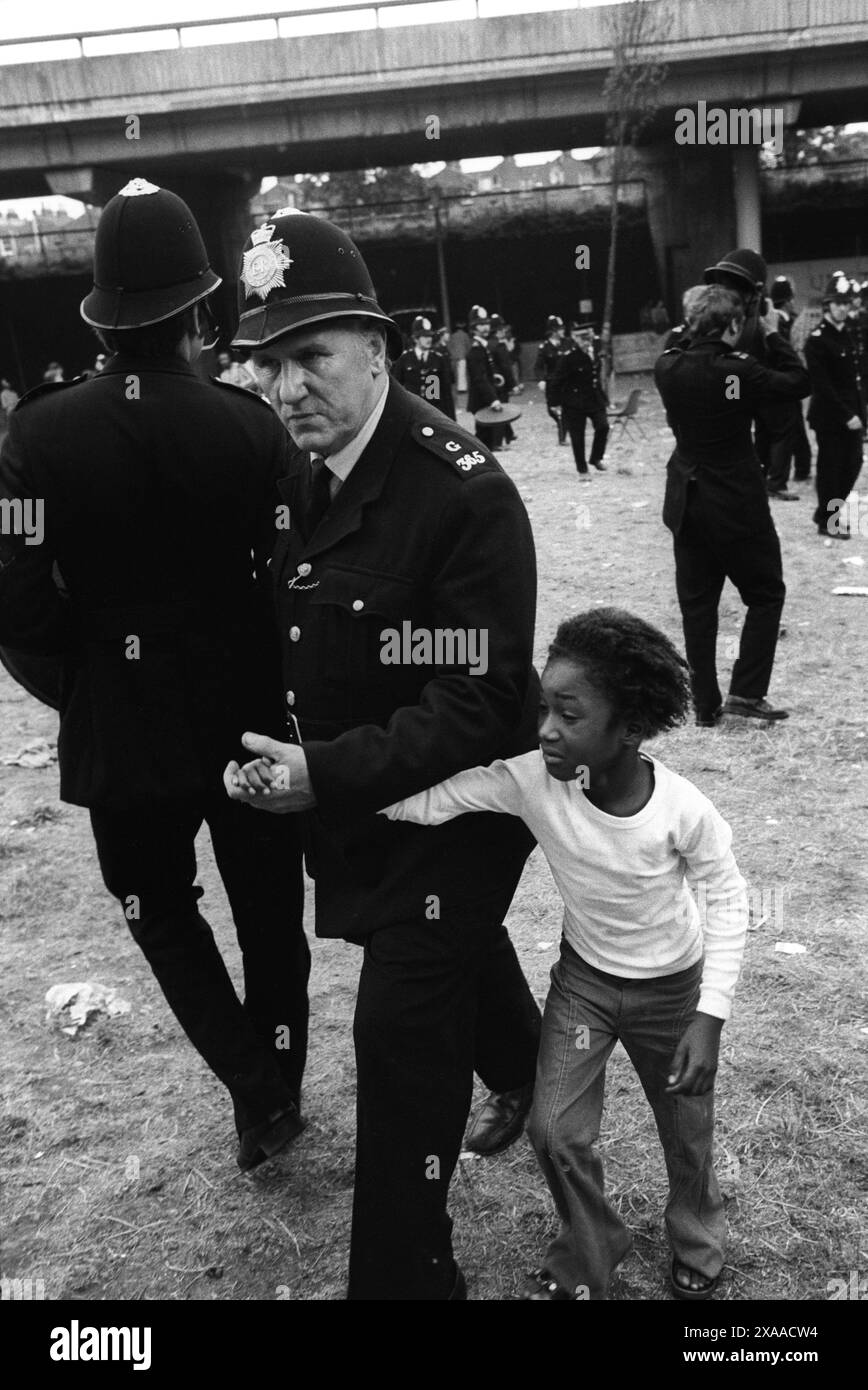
(655, 285), (810, 726)
(390, 314), (455, 420)
(806, 274), (865, 538)
(0, 181), (310, 1171)
(465, 304), (505, 451)
(224, 211), (541, 1300)
(534, 315), (568, 443)
(552, 322), (609, 476)
(489, 314), (516, 448)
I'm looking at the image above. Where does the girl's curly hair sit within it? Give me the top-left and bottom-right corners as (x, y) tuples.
(547, 607), (692, 739)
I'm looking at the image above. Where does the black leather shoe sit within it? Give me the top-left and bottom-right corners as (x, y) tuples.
(237, 1103), (305, 1171)
(723, 695), (789, 721)
(695, 705), (723, 728)
(516, 1269), (580, 1301)
(463, 1082), (533, 1156)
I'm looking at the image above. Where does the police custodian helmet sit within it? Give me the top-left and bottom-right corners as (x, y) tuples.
(80, 179), (221, 330)
(231, 210), (403, 358)
(703, 248), (768, 295)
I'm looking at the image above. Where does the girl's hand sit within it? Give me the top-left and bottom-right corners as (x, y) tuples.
(665, 1013), (723, 1095)
(224, 755), (276, 799)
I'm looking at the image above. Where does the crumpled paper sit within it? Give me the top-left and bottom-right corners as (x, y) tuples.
(45, 982), (131, 1036)
(3, 738), (57, 768)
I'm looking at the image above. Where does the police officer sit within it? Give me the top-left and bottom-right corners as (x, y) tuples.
(806, 274), (865, 539)
(223, 212), (541, 1301)
(391, 314), (455, 419)
(534, 315), (567, 443)
(489, 314), (516, 447)
(0, 181), (310, 1169)
(768, 276), (812, 485)
(704, 248), (804, 501)
(465, 304), (506, 450)
(553, 322), (609, 478)
(654, 285), (810, 725)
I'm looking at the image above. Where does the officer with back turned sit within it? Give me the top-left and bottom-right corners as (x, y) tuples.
(0, 181), (310, 1171)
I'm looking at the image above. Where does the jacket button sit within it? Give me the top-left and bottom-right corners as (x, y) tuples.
(297, 562), (311, 576)
(352, 599), (364, 611)
(289, 625), (301, 642)
(421, 426), (434, 436)
(286, 690), (295, 707)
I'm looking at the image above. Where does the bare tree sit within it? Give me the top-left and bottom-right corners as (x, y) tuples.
(600, 0), (670, 392)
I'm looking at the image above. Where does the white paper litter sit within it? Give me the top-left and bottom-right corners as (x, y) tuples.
(774, 942), (807, 955)
(841, 555), (865, 565)
(3, 738), (57, 768)
(536, 941), (555, 951)
(832, 586), (868, 596)
(45, 982), (131, 1036)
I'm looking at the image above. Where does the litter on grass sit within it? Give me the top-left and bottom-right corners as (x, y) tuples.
(45, 982), (132, 1036)
(774, 942), (807, 955)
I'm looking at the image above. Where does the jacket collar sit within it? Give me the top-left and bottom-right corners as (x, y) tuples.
(276, 377), (413, 560)
(99, 353), (202, 380)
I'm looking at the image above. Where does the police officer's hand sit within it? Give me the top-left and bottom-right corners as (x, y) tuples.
(758, 304), (780, 336)
(489, 399), (503, 412)
(224, 733), (316, 811)
(845, 415), (863, 431)
(538, 381), (546, 392)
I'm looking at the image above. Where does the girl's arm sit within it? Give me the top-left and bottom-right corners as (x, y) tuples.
(380, 758), (525, 825)
(679, 805), (749, 1022)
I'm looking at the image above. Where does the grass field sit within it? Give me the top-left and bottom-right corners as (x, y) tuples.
(1, 377), (866, 1303)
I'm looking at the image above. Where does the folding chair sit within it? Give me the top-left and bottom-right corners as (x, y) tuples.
(607, 388), (647, 444)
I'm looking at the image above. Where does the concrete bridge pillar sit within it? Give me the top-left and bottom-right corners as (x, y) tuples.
(637, 141), (738, 321)
(732, 145), (762, 251)
(161, 171), (260, 343)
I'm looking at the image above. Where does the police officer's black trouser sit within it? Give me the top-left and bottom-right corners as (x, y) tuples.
(757, 405), (812, 491)
(89, 795), (310, 1134)
(348, 882), (541, 1300)
(545, 390), (565, 442)
(563, 405), (609, 472)
(812, 427), (863, 533)
(673, 497), (786, 718)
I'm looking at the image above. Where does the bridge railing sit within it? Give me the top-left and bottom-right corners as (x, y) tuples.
(0, 0), (585, 63)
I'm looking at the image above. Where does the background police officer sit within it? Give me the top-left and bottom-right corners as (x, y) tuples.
(489, 314), (516, 448)
(223, 212), (541, 1301)
(806, 274), (865, 538)
(704, 248), (803, 502)
(655, 285), (810, 726)
(0, 181), (310, 1170)
(534, 315), (567, 443)
(466, 304), (506, 451)
(391, 314), (455, 419)
(553, 322), (609, 478)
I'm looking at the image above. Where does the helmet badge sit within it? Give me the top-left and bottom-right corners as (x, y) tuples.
(242, 223), (294, 302)
(119, 178), (160, 197)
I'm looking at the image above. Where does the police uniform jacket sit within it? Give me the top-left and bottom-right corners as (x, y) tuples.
(489, 340), (515, 403)
(272, 378), (538, 941)
(534, 339), (565, 402)
(0, 356), (289, 809)
(391, 347), (455, 419)
(552, 345), (604, 413)
(654, 333), (810, 540)
(465, 338), (499, 415)
(805, 319), (865, 432)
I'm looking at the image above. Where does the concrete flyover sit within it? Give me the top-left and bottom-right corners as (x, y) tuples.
(1, 0), (867, 309)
